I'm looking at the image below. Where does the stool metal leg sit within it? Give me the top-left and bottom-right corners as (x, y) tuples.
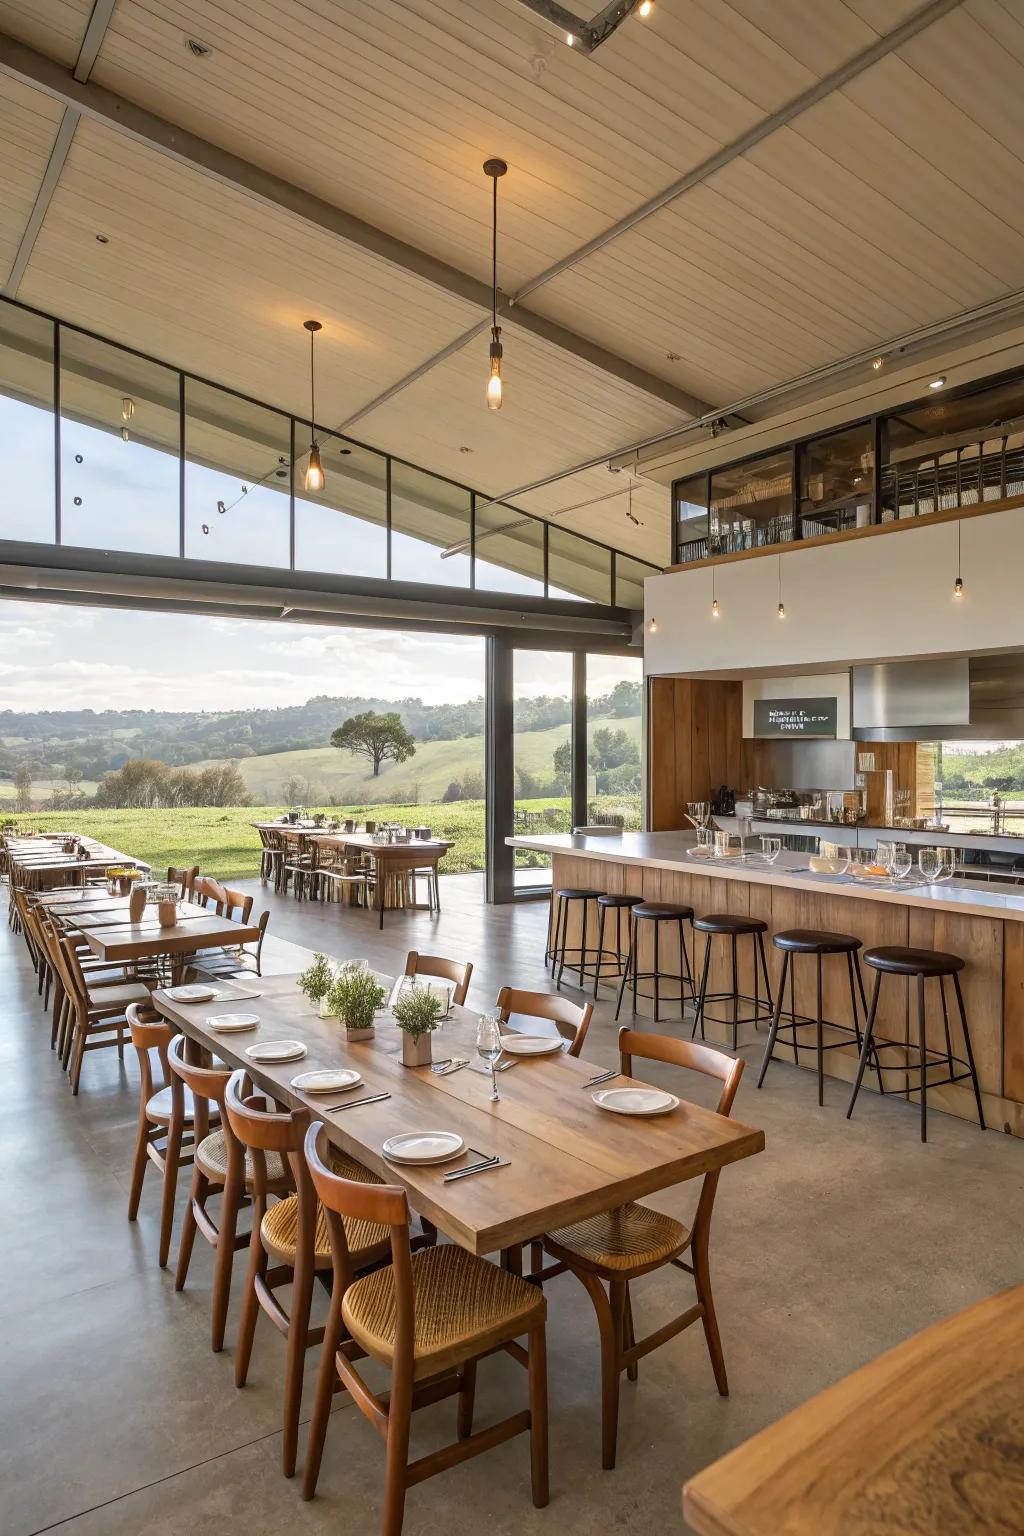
(614, 915), (635, 1023)
(938, 975), (955, 1078)
(730, 937), (740, 1053)
(952, 972), (986, 1130)
(678, 919), (688, 1020)
(917, 972), (928, 1143)
(815, 954), (825, 1107)
(556, 897), (572, 989)
(593, 904), (607, 1000)
(653, 921), (661, 1022)
(847, 971), (882, 1120)
(692, 936), (712, 1041)
(756, 951), (789, 1089)
(755, 931), (774, 1022)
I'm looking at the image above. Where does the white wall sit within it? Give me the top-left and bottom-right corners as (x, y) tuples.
(644, 504), (1024, 677)
(742, 674), (851, 737)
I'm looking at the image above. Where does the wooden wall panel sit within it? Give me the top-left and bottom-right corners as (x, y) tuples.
(648, 678), (745, 830)
(1003, 923), (1024, 1106)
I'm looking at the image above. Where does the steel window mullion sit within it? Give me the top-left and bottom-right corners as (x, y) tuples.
(289, 418), (296, 570)
(386, 456), (392, 580)
(470, 491), (476, 589)
(53, 321), (61, 543)
(178, 372), (186, 557)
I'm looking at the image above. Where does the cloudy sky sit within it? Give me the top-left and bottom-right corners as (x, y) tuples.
(0, 600), (637, 712)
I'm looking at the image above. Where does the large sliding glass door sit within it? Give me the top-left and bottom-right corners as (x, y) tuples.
(487, 638), (643, 900)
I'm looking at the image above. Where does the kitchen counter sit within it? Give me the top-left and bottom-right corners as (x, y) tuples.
(726, 815), (1024, 857)
(506, 830), (1024, 922)
(506, 831), (1024, 1137)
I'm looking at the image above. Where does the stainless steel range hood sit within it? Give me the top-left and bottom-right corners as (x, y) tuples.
(852, 655), (1024, 741)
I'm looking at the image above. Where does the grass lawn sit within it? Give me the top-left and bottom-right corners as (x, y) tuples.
(9, 792), (638, 879)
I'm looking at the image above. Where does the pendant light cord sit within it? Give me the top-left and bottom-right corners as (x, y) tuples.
(309, 326), (316, 441)
(492, 173), (498, 328)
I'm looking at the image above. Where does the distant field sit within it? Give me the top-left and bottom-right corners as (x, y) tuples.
(197, 714), (642, 803)
(0, 778), (98, 801)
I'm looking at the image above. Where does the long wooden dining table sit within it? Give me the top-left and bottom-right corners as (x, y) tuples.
(254, 822), (455, 926)
(74, 901), (262, 985)
(153, 972), (765, 1256)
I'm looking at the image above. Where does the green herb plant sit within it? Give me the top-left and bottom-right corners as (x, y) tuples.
(392, 985), (445, 1041)
(297, 952), (334, 1006)
(328, 968), (387, 1031)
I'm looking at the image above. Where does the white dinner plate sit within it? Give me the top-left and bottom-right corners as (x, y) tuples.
(166, 984), (216, 1003)
(290, 1068), (362, 1094)
(498, 1034), (563, 1056)
(593, 1087), (679, 1117)
(208, 1011), (261, 1032)
(245, 1038), (307, 1062)
(382, 1131), (465, 1166)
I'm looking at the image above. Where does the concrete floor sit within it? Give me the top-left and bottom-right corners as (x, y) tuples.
(3, 873), (1022, 1536)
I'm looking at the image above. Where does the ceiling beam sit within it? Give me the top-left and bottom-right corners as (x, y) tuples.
(2, 0), (117, 296)
(0, 30), (708, 419)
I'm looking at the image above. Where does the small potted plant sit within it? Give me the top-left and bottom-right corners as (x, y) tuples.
(297, 952), (334, 1013)
(312, 811), (326, 828)
(392, 983), (444, 1067)
(328, 966), (387, 1042)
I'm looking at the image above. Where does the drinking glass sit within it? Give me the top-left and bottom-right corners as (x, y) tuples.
(713, 829), (733, 858)
(934, 847), (958, 882)
(874, 841), (895, 872)
(695, 826), (713, 853)
(918, 847), (941, 883)
(477, 1013), (503, 1102)
(890, 846), (913, 881)
(759, 836), (782, 863)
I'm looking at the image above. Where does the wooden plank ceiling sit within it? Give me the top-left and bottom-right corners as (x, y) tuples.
(1, 0), (1024, 569)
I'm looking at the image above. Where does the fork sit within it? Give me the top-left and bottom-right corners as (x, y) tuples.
(431, 1057), (469, 1075)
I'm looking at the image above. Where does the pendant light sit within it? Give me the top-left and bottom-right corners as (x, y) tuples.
(483, 158), (508, 410)
(303, 319), (325, 492)
(777, 553), (786, 618)
(953, 519), (964, 598)
(711, 565), (720, 618)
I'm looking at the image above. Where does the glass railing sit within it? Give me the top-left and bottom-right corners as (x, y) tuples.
(0, 296), (659, 608)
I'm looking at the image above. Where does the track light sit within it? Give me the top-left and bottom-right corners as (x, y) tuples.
(303, 320), (325, 492)
(929, 375), (947, 390)
(638, 0), (653, 15)
(871, 356), (885, 372)
(566, 31), (576, 45)
(483, 159), (508, 410)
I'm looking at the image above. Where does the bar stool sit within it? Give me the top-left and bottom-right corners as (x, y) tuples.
(692, 914), (774, 1050)
(756, 929), (871, 1106)
(548, 887), (604, 988)
(615, 902), (695, 1023)
(585, 892), (641, 998)
(846, 946), (985, 1143)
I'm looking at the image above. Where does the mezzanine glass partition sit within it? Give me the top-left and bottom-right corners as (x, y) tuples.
(0, 295), (659, 608)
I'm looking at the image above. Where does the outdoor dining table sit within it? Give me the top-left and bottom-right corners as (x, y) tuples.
(153, 971), (765, 1258)
(308, 831), (455, 928)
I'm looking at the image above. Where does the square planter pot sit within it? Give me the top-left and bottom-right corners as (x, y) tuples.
(344, 1024), (375, 1042)
(401, 1032), (432, 1068)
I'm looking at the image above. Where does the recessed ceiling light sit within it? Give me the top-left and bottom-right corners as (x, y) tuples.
(929, 375), (947, 390)
(339, 447), (352, 456)
(185, 37), (212, 57)
(95, 233), (109, 244)
(666, 351), (682, 361)
(871, 355), (884, 371)
(459, 445), (473, 453)
(566, 31), (576, 45)
(638, 0), (654, 16)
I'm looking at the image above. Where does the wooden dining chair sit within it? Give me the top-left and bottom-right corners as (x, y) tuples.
(168, 864), (199, 898)
(126, 1004), (198, 1265)
(59, 932), (154, 1094)
(301, 1122), (549, 1533)
(225, 1071), (390, 1479)
(404, 950), (473, 1007)
(539, 1028), (744, 1469)
(193, 875), (229, 913)
(169, 1038), (286, 1349)
(495, 986), (593, 1056)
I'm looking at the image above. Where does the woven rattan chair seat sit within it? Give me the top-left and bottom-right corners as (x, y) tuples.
(342, 1243), (545, 1377)
(262, 1153), (388, 1269)
(195, 1129), (286, 1187)
(546, 1202), (689, 1275)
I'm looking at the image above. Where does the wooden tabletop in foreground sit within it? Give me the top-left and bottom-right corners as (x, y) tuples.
(683, 1282), (1024, 1536)
(153, 973), (764, 1255)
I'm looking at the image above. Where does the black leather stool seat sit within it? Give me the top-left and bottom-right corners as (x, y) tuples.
(774, 928), (861, 955)
(597, 893), (641, 909)
(863, 945), (964, 977)
(693, 913), (767, 937)
(555, 887), (604, 902)
(632, 901), (695, 921)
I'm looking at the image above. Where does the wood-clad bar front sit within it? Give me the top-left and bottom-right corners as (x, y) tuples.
(509, 833), (1024, 1138)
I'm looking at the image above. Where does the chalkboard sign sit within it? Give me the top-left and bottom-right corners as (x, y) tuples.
(753, 697), (838, 738)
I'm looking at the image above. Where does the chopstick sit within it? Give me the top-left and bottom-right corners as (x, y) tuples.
(325, 1092), (391, 1112)
(582, 1068), (619, 1088)
(443, 1156), (504, 1183)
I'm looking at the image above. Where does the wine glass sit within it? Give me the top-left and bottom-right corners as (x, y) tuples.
(476, 1013), (503, 1102)
(918, 847), (941, 883)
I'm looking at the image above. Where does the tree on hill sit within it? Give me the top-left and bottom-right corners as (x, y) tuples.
(13, 763), (32, 812)
(330, 712), (416, 777)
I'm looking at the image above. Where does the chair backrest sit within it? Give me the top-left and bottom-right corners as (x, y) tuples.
(127, 1002), (173, 1101)
(221, 885), (254, 923)
(304, 1121), (415, 1360)
(168, 1032), (232, 1110)
(405, 950), (473, 1007)
(168, 864), (199, 897)
(224, 1069), (308, 1210)
(495, 986), (592, 1057)
(618, 1027), (743, 1239)
(193, 875), (229, 914)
